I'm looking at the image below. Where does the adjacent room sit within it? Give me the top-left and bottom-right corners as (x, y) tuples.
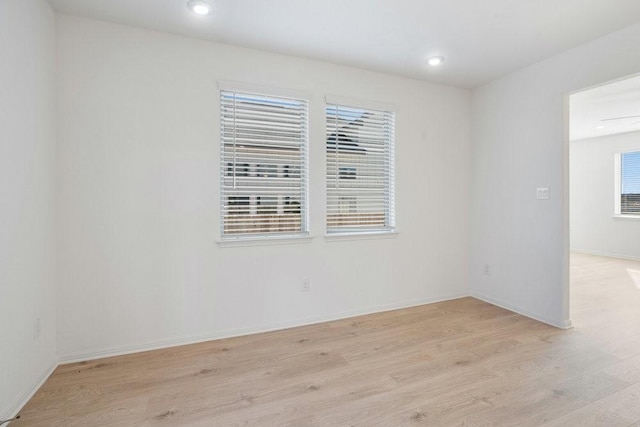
(570, 75), (640, 261)
(569, 77), (640, 405)
(2, 0), (640, 424)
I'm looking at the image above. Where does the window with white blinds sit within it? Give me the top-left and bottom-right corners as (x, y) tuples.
(620, 150), (640, 215)
(220, 90), (308, 237)
(326, 103), (395, 233)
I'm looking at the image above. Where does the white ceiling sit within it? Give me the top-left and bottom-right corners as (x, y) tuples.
(47, 0), (640, 88)
(571, 75), (640, 141)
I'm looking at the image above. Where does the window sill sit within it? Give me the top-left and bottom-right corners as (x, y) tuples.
(324, 231), (399, 242)
(613, 214), (640, 220)
(217, 234), (313, 248)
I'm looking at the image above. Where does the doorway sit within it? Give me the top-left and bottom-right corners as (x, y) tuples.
(568, 75), (640, 331)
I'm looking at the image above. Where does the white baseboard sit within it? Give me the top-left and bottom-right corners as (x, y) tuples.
(59, 292), (469, 364)
(571, 249), (640, 262)
(2, 361), (57, 423)
(471, 293), (572, 330)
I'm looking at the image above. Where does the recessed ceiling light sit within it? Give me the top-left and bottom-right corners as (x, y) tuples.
(187, 0), (213, 16)
(595, 125), (606, 129)
(427, 56), (445, 67)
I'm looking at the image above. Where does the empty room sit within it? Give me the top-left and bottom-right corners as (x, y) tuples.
(2, 0), (640, 425)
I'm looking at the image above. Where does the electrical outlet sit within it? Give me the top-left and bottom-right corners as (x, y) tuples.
(301, 278), (311, 292)
(536, 187), (550, 200)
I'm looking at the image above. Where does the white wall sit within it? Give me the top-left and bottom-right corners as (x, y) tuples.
(471, 23), (640, 327)
(0, 0), (57, 420)
(571, 131), (640, 260)
(56, 15), (471, 360)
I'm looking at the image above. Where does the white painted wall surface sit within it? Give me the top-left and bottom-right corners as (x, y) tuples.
(571, 131), (640, 260)
(56, 15), (471, 360)
(0, 0), (57, 419)
(471, 22), (640, 327)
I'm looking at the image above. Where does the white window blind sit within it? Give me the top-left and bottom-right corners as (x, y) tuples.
(621, 151), (640, 215)
(220, 90), (308, 237)
(326, 103), (395, 233)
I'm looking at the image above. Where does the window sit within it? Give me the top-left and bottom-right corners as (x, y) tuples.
(220, 90), (308, 237)
(326, 103), (395, 233)
(618, 151), (640, 215)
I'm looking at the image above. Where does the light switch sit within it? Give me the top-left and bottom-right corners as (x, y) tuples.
(536, 187), (550, 200)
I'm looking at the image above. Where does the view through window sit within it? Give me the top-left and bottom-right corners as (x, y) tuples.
(220, 90), (308, 237)
(621, 151), (640, 215)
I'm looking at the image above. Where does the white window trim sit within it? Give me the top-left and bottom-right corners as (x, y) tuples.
(218, 86), (310, 242)
(613, 215), (640, 220)
(325, 98), (396, 236)
(324, 231), (399, 242)
(218, 80), (311, 103)
(217, 234), (313, 248)
(614, 150), (640, 219)
(324, 94), (396, 113)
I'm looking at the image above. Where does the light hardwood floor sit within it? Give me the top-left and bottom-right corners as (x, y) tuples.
(12, 253), (640, 426)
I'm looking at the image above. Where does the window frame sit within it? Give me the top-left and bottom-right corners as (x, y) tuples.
(325, 98), (396, 236)
(218, 85), (310, 242)
(615, 150), (640, 218)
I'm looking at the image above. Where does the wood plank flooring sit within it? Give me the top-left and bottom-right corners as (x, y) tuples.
(13, 253), (640, 426)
